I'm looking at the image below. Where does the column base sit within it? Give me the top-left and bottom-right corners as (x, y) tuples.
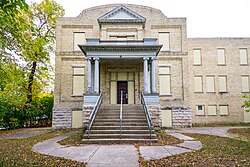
(143, 93), (159, 105)
(83, 94), (100, 105)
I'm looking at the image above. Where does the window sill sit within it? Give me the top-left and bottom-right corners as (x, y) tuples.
(159, 94), (172, 97)
(71, 95), (84, 97)
(239, 64), (249, 66)
(195, 115), (205, 116)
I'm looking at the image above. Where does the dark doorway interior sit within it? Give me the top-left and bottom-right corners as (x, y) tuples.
(117, 81), (128, 104)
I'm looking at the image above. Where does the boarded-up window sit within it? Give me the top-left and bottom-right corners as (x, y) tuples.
(240, 48), (248, 65)
(217, 48), (226, 65)
(194, 76), (203, 92)
(72, 110), (82, 128)
(159, 32), (170, 51)
(219, 105), (229, 115)
(72, 67), (85, 95)
(162, 109), (172, 127)
(196, 105), (205, 115)
(159, 66), (171, 95)
(241, 76), (249, 92)
(208, 105), (217, 115)
(193, 49), (201, 65)
(206, 76), (215, 92)
(218, 76), (227, 92)
(74, 33), (85, 51)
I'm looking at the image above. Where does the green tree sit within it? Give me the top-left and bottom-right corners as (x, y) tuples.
(242, 94), (250, 112)
(19, 0), (64, 103)
(0, 0), (64, 128)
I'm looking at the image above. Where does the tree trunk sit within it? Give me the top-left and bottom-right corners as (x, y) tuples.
(27, 61), (37, 103)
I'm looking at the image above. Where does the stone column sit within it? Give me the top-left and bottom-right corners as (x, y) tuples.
(151, 57), (157, 93)
(86, 57), (92, 94)
(94, 57), (100, 94)
(143, 57), (149, 94)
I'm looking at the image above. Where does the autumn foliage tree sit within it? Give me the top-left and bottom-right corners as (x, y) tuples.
(0, 0), (65, 128)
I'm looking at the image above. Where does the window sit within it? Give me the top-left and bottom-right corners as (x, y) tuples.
(208, 105), (217, 115)
(194, 76), (203, 92)
(206, 76), (215, 92)
(219, 105), (229, 115)
(74, 32), (85, 51)
(193, 49), (201, 65)
(196, 105), (205, 115)
(217, 48), (226, 65)
(241, 76), (249, 92)
(72, 67), (85, 96)
(240, 48), (248, 65)
(158, 32), (170, 51)
(218, 76), (227, 92)
(159, 66), (171, 95)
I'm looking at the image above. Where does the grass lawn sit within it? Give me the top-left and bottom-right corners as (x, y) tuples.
(228, 128), (250, 141)
(0, 129), (85, 166)
(140, 133), (250, 166)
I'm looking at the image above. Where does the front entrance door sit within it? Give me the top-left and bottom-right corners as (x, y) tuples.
(117, 81), (128, 104)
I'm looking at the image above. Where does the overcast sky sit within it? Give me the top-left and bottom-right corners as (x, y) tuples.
(27, 0), (250, 38)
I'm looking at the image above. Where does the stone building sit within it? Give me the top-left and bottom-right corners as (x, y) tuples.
(53, 4), (250, 129)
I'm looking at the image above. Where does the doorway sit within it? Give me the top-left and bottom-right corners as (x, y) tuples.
(117, 81), (128, 104)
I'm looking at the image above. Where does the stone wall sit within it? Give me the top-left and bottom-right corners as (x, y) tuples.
(172, 106), (192, 128)
(82, 105), (94, 130)
(52, 108), (72, 129)
(147, 105), (161, 127)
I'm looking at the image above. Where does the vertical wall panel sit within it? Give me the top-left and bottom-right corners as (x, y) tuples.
(193, 49), (201, 65)
(240, 48), (248, 65)
(217, 48), (225, 65)
(241, 76), (249, 92)
(218, 76), (227, 92)
(159, 32), (170, 51)
(74, 33), (85, 51)
(206, 76), (215, 92)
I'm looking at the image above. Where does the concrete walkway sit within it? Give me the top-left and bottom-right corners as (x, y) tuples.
(32, 126), (248, 166)
(32, 131), (201, 165)
(165, 126), (250, 138)
(32, 131), (139, 167)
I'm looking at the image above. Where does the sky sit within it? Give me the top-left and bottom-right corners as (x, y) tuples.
(26, 0), (250, 38)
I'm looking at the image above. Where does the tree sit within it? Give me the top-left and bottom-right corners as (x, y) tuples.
(242, 94), (250, 112)
(19, 0), (65, 103)
(0, 0), (65, 128)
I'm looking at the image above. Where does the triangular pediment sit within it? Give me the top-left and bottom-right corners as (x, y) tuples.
(98, 5), (146, 26)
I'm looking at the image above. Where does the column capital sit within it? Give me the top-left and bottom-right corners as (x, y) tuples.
(86, 57), (92, 61)
(93, 57), (100, 61)
(143, 57), (149, 61)
(151, 57), (157, 60)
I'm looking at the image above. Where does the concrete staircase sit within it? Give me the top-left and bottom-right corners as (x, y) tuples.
(82, 104), (157, 144)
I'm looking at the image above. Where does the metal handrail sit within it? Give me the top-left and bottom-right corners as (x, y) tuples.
(141, 92), (153, 139)
(120, 91), (123, 139)
(88, 92), (103, 139)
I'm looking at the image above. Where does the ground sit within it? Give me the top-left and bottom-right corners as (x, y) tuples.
(0, 128), (85, 166)
(0, 127), (249, 166)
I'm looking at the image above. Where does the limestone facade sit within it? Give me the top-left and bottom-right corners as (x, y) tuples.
(53, 4), (250, 129)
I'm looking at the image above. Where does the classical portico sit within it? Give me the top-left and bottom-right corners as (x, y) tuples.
(79, 38), (162, 105)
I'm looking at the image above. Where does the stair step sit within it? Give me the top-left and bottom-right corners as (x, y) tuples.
(82, 138), (158, 144)
(95, 116), (146, 119)
(83, 133), (157, 139)
(91, 126), (149, 130)
(94, 119), (146, 122)
(93, 122), (148, 126)
(90, 130), (152, 134)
